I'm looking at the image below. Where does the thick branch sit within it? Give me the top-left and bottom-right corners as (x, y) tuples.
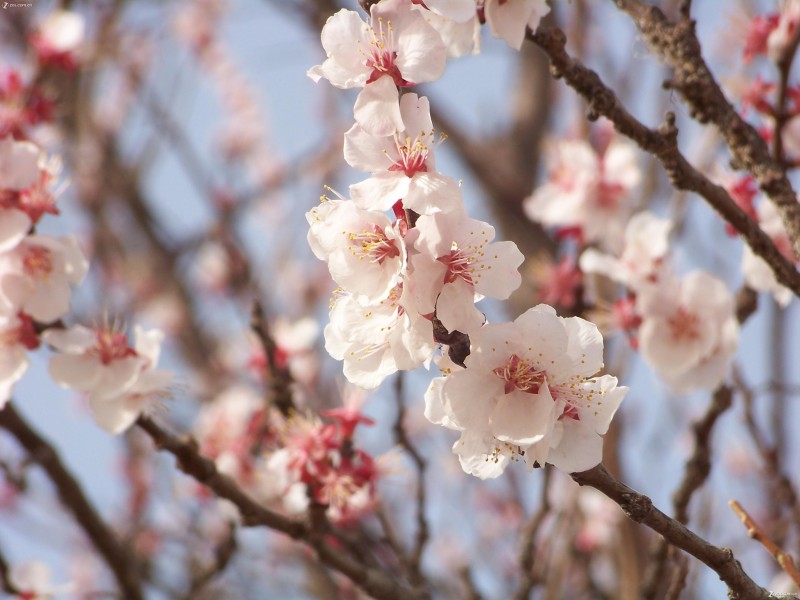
(528, 26), (800, 298)
(0, 403), (143, 600)
(612, 0), (800, 259)
(572, 465), (769, 599)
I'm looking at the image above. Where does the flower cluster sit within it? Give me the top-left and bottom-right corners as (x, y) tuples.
(524, 129), (641, 252)
(263, 406), (380, 524)
(0, 135), (88, 406)
(425, 305), (625, 478)
(579, 211), (740, 392)
(195, 386), (381, 523)
(0, 13), (172, 432)
(308, 0), (627, 476)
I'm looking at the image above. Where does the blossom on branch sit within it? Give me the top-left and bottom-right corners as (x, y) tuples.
(345, 92), (461, 214)
(308, 0), (446, 135)
(426, 305), (626, 477)
(524, 134), (641, 252)
(44, 324), (172, 433)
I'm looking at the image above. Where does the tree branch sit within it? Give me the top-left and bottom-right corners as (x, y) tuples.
(135, 416), (427, 600)
(0, 403), (144, 600)
(611, 0), (800, 259)
(527, 26), (800, 298)
(572, 465), (769, 599)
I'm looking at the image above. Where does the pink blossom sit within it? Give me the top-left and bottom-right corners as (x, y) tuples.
(427, 305), (626, 476)
(345, 93), (461, 214)
(325, 285), (435, 389)
(525, 135), (641, 251)
(484, 0), (550, 51)
(532, 255), (583, 309)
(411, 209), (524, 333)
(0, 235), (88, 322)
(307, 198), (405, 303)
(31, 10), (85, 70)
(44, 324), (172, 433)
(308, 0), (447, 135)
(579, 211), (671, 290)
(262, 412), (380, 524)
(767, 1), (800, 62)
(637, 271), (739, 390)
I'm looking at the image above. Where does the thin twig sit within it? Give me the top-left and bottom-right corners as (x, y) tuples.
(392, 374), (429, 584)
(512, 467), (551, 600)
(181, 521), (238, 600)
(729, 500), (800, 587)
(0, 543), (21, 596)
(251, 300), (296, 417)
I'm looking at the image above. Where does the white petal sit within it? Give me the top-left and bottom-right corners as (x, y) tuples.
(343, 124), (395, 173)
(89, 395), (141, 434)
(491, 386), (555, 445)
(471, 240), (524, 300)
(49, 354), (102, 391)
(0, 209), (31, 253)
(404, 173), (463, 214)
(563, 316), (604, 378)
(436, 278), (484, 333)
(350, 173), (410, 212)
(453, 430), (510, 479)
(442, 368), (502, 431)
(42, 325), (95, 352)
(354, 78), (403, 136)
(547, 419), (603, 473)
(424, 376), (460, 429)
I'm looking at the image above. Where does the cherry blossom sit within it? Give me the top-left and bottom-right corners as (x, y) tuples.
(308, 0), (446, 134)
(9, 561), (73, 599)
(428, 305), (626, 476)
(31, 9), (86, 70)
(741, 198), (795, 307)
(195, 385), (282, 482)
(579, 211), (671, 290)
(0, 234), (88, 322)
(767, 0), (800, 62)
(261, 409), (380, 523)
(0, 141), (63, 253)
(325, 284), (435, 389)
(531, 254), (583, 309)
(483, 0), (551, 51)
(345, 93), (461, 214)
(637, 271), (738, 390)
(44, 324), (172, 432)
(0, 312), (38, 406)
(0, 71), (55, 138)
(524, 135), (641, 251)
(659, 317), (740, 394)
(411, 209), (524, 333)
(307, 198), (406, 303)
